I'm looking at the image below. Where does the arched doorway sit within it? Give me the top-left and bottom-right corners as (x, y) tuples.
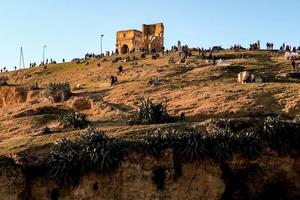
(150, 36), (161, 52)
(121, 44), (129, 54)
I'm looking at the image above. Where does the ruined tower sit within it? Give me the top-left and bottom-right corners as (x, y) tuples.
(142, 23), (164, 52)
(116, 23), (164, 54)
(116, 29), (142, 54)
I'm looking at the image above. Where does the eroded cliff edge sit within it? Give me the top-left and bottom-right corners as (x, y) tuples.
(1, 118), (300, 200)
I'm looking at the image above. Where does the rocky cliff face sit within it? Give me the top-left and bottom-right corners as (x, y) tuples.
(0, 87), (27, 108)
(1, 149), (300, 200)
(0, 158), (26, 200)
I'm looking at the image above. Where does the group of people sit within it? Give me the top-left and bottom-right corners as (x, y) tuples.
(0, 67), (8, 73)
(249, 40), (261, 50)
(230, 44), (243, 51)
(29, 62), (37, 68)
(266, 42), (274, 50)
(280, 43), (300, 52)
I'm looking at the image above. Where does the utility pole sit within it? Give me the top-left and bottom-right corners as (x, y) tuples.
(43, 45), (47, 65)
(20, 47), (25, 69)
(100, 34), (104, 57)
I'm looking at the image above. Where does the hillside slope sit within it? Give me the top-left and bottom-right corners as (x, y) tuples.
(0, 50), (300, 155)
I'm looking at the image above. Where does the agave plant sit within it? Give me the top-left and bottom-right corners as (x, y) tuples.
(132, 98), (175, 125)
(141, 130), (167, 157)
(57, 111), (90, 130)
(173, 129), (207, 162)
(47, 139), (81, 185)
(207, 127), (234, 162)
(233, 132), (261, 159)
(78, 128), (123, 173)
(45, 82), (72, 103)
(28, 82), (40, 91)
(263, 117), (300, 155)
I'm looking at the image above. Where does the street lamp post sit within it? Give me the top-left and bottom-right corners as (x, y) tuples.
(100, 34), (104, 57)
(43, 45), (47, 65)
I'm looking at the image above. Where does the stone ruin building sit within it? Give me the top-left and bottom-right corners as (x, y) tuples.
(116, 23), (164, 54)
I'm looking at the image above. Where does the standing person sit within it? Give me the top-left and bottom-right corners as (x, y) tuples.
(213, 56), (216, 65)
(292, 59), (296, 71)
(202, 52), (205, 59)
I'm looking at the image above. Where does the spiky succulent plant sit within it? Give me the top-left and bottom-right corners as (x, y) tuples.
(233, 132), (261, 159)
(57, 111), (90, 130)
(206, 127), (234, 162)
(78, 128), (122, 173)
(173, 129), (207, 162)
(132, 98), (175, 125)
(263, 117), (300, 155)
(45, 82), (72, 103)
(47, 138), (81, 185)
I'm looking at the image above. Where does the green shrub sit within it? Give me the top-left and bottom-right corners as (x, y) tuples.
(47, 139), (81, 185)
(141, 128), (208, 161)
(45, 82), (72, 103)
(78, 128), (122, 173)
(207, 129), (234, 162)
(41, 126), (51, 135)
(233, 132), (261, 159)
(46, 116), (300, 186)
(141, 127), (261, 162)
(47, 129), (123, 185)
(174, 130), (207, 162)
(28, 82), (40, 91)
(57, 111), (90, 130)
(141, 130), (168, 157)
(263, 117), (300, 155)
(131, 98), (176, 125)
(0, 76), (8, 86)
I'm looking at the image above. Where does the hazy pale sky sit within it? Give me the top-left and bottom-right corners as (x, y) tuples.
(0, 0), (299, 69)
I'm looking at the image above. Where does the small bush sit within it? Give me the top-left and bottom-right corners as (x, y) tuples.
(131, 98), (175, 125)
(206, 128), (234, 162)
(233, 132), (261, 159)
(141, 129), (168, 157)
(28, 82), (40, 91)
(47, 139), (81, 185)
(0, 76), (8, 86)
(174, 130), (207, 162)
(263, 117), (300, 155)
(78, 128), (122, 173)
(45, 82), (72, 103)
(141, 128), (207, 161)
(41, 126), (51, 135)
(57, 111), (90, 130)
(47, 129), (123, 185)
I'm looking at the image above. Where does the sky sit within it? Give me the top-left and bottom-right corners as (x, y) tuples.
(0, 0), (300, 69)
